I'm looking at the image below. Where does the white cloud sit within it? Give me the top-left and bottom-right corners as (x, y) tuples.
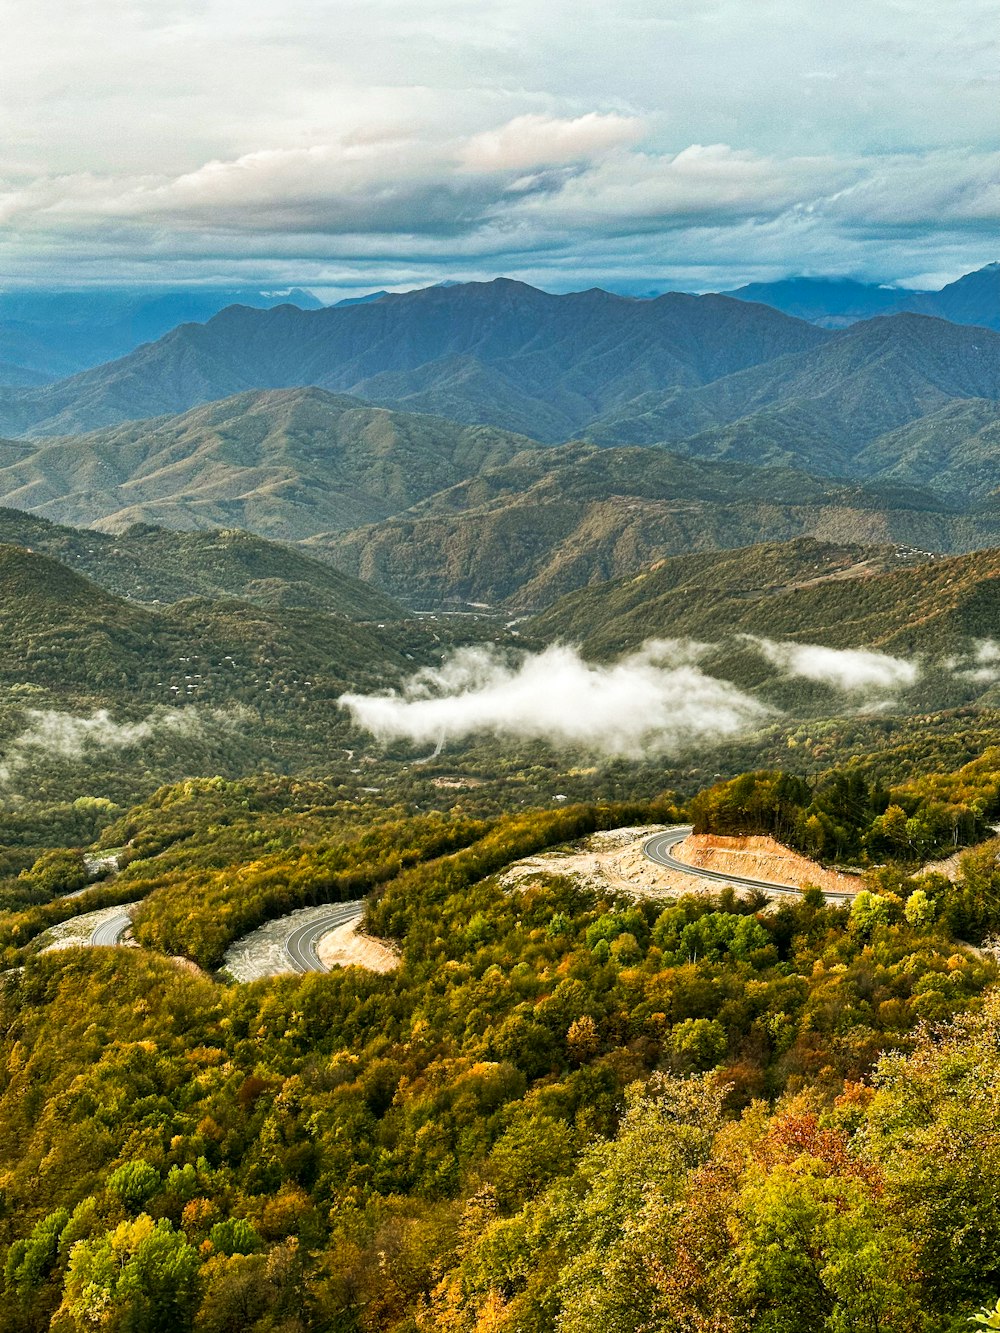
(460, 113), (644, 172)
(744, 637), (920, 692)
(950, 639), (1000, 683)
(0, 706), (226, 788)
(1, 2), (1000, 290)
(339, 641), (771, 759)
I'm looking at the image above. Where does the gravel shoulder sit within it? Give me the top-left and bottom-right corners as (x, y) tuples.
(223, 901), (397, 982)
(41, 902), (141, 952)
(498, 825), (861, 902)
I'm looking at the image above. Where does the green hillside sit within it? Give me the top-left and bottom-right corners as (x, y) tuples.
(852, 398), (1000, 502)
(0, 543), (406, 697)
(322, 444), (999, 608)
(531, 537), (1000, 659)
(0, 387), (538, 539)
(0, 507), (403, 618)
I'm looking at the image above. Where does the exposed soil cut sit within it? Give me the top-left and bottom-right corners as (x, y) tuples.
(669, 834), (865, 896)
(317, 921), (399, 973)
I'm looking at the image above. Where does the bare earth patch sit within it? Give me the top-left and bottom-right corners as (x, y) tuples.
(40, 902), (141, 951)
(499, 826), (862, 902)
(317, 920), (399, 973)
(669, 834), (864, 896)
(498, 826), (686, 900)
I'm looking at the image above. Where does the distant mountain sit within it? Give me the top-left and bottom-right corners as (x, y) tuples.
(0, 286), (323, 383)
(0, 508), (403, 619)
(723, 277), (910, 328)
(333, 290), (391, 307)
(851, 400), (1000, 503)
(530, 538), (1000, 660)
(322, 443), (998, 609)
(3, 279), (1000, 535)
(722, 263), (1000, 332)
(0, 361), (51, 389)
(586, 314), (1000, 477)
(0, 387), (537, 539)
(0, 279), (831, 440)
(899, 263), (1000, 330)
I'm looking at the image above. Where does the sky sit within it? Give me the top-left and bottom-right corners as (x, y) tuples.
(3, 0), (1000, 296)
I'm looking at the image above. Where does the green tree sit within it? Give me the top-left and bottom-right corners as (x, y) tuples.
(55, 1214), (200, 1333)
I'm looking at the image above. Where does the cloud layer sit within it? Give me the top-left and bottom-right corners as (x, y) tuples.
(745, 638), (920, 693)
(339, 637), (931, 759)
(339, 642), (771, 759)
(4, 1), (1000, 290)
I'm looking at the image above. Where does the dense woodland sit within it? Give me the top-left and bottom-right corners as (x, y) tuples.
(0, 759), (996, 1329)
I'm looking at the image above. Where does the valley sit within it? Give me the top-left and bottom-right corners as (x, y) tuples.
(3, 268), (1000, 1333)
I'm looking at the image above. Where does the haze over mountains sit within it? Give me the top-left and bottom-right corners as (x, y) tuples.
(0, 286), (323, 386)
(724, 262), (1000, 330)
(0, 263), (999, 616)
(0, 279), (829, 440)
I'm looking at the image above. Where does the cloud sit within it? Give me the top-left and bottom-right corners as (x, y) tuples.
(0, 706), (225, 789)
(949, 639), (1000, 683)
(4, 1), (1000, 288)
(460, 113), (644, 172)
(339, 641), (771, 759)
(743, 637), (920, 692)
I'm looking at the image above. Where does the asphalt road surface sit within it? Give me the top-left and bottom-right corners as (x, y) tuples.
(643, 826), (856, 904)
(89, 910), (133, 947)
(283, 901), (365, 973)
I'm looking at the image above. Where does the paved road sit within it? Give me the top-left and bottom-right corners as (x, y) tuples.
(89, 910), (133, 947)
(283, 901), (365, 973)
(643, 826), (857, 904)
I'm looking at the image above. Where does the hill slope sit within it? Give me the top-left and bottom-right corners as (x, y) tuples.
(530, 538), (1000, 659)
(0, 387), (538, 539)
(321, 444), (1000, 608)
(0, 508), (403, 618)
(587, 314), (1000, 477)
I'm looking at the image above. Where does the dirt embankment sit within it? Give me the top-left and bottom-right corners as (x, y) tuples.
(670, 834), (864, 896)
(317, 920), (399, 973)
(499, 826), (862, 902)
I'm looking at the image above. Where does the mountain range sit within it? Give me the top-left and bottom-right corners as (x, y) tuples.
(529, 537), (1000, 664)
(1, 279), (998, 507)
(0, 271), (997, 619)
(723, 262), (1000, 330)
(321, 442), (999, 608)
(0, 280), (830, 439)
(0, 387), (535, 538)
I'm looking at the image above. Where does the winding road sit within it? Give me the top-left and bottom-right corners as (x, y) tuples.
(43, 825), (853, 976)
(222, 900), (367, 981)
(282, 901), (365, 972)
(89, 910), (133, 947)
(643, 826), (857, 905)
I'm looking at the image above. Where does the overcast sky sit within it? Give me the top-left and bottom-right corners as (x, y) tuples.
(3, 0), (1000, 295)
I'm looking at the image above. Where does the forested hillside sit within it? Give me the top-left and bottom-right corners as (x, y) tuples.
(0, 508), (404, 616)
(532, 537), (1000, 657)
(0, 761), (1000, 1330)
(0, 388), (538, 537)
(323, 444), (997, 607)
